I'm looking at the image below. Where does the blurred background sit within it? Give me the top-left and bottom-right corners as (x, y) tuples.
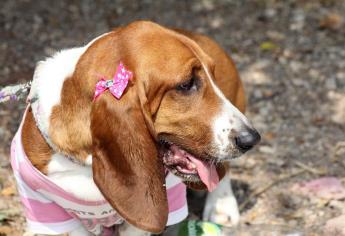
(0, 0), (344, 235)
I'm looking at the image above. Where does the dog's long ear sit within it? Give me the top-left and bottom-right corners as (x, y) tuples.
(91, 87), (168, 233)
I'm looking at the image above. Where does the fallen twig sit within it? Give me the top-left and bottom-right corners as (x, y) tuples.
(239, 169), (306, 211)
(293, 160), (327, 176)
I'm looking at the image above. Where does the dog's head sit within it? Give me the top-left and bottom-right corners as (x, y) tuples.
(50, 21), (260, 233)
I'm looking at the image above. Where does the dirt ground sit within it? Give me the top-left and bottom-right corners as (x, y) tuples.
(0, 0), (344, 235)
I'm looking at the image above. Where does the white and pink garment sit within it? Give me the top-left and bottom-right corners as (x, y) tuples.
(10, 109), (188, 235)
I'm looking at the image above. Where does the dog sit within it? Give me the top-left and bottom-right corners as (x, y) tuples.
(10, 21), (260, 235)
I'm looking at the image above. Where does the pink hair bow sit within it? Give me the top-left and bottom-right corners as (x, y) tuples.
(94, 62), (133, 100)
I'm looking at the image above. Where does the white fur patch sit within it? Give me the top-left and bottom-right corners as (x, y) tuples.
(203, 175), (240, 225)
(212, 102), (250, 158)
(47, 153), (104, 201)
(29, 47), (87, 137)
(118, 222), (150, 236)
(85, 155), (93, 166)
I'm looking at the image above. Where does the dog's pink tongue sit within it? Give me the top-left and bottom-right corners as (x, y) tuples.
(170, 145), (219, 192)
(187, 155), (219, 192)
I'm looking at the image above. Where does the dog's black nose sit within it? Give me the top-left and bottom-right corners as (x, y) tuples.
(235, 128), (261, 152)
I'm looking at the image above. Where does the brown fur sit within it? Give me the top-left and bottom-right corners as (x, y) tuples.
(21, 21), (246, 233)
(22, 107), (52, 174)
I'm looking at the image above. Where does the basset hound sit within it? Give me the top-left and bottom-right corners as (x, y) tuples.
(11, 21), (260, 236)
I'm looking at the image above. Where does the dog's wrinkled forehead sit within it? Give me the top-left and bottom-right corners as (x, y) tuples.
(135, 38), (202, 77)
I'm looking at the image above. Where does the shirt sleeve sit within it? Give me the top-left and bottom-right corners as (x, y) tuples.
(13, 170), (81, 234)
(10, 129), (81, 234)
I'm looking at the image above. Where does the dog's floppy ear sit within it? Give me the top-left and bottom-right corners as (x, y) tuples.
(91, 86), (168, 233)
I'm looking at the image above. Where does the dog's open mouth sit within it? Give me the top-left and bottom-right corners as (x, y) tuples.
(159, 140), (219, 192)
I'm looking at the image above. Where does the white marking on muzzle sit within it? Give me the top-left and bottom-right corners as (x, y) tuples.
(200, 62), (251, 159)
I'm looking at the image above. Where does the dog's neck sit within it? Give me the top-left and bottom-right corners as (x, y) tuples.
(29, 47), (86, 153)
(28, 33), (108, 161)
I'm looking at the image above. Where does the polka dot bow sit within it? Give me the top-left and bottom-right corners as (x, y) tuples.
(94, 62), (133, 100)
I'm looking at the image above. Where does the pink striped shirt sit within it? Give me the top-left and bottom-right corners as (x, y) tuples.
(10, 111), (188, 235)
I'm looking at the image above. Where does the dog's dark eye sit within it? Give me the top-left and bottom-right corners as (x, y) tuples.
(176, 77), (198, 92)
